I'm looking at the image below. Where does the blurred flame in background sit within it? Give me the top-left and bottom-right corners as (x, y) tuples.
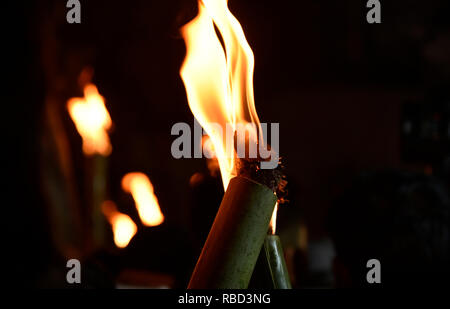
(102, 201), (137, 248)
(180, 0), (264, 190)
(122, 173), (165, 227)
(67, 83), (112, 156)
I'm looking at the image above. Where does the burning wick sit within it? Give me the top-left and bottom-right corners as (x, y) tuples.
(102, 201), (137, 248)
(67, 83), (112, 156)
(121, 173), (164, 227)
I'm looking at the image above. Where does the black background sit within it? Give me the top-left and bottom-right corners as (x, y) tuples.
(4, 0), (450, 287)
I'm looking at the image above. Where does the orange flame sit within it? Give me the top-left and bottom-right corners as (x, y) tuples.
(202, 135), (216, 159)
(102, 201), (137, 248)
(269, 202), (278, 235)
(67, 84), (112, 156)
(181, 0), (279, 233)
(180, 0), (264, 190)
(121, 173), (164, 227)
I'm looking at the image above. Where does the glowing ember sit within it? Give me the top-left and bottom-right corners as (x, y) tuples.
(121, 172), (165, 227)
(180, 0), (265, 190)
(102, 201), (137, 248)
(67, 83), (112, 156)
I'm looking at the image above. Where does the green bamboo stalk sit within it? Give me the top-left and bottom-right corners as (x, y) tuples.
(263, 235), (292, 289)
(188, 176), (277, 289)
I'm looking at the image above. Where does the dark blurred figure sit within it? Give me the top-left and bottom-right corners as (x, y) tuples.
(328, 170), (449, 287)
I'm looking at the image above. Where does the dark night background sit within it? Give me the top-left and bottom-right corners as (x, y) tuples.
(4, 0), (450, 288)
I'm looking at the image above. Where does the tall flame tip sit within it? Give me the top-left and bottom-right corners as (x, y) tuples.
(180, 0), (263, 190)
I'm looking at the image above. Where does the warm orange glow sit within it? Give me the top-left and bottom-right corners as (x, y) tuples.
(102, 201), (137, 248)
(269, 202), (278, 235)
(202, 135), (221, 176)
(67, 83), (112, 156)
(202, 135), (216, 159)
(121, 173), (165, 227)
(180, 0), (264, 189)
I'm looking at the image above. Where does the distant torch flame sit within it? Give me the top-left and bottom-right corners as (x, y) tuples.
(180, 0), (264, 190)
(67, 83), (112, 156)
(102, 201), (137, 248)
(121, 173), (164, 227)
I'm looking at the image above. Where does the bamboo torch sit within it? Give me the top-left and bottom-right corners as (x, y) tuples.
(264, 204), (292, 288)
(249, 204), (291, 289)
(179, 0), (284, 288)
(67, 83), (112, 250)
